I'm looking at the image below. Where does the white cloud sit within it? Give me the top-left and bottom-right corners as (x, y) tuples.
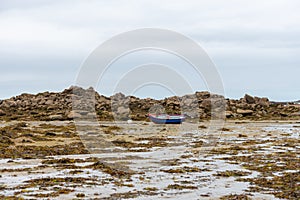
(0, 0), (299, 100)
(1, 0), (300, 53)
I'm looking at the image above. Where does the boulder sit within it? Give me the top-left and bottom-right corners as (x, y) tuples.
(48, 114), (63, 120)
(67, 111), (82, 119)
(236, 103), (248, 109)
(280, 112), (288, 117)
(45, 99), (54, 105)
(225, 111), (234, 118)
(183, 98), (194, 106)
(244, 94), (255, 104)
(228, 99), (237, 106)
(200, 99), (211, 110)
(211, 98), (226, 108)
(1, 100), (16, 108)
(290, 112), (300, 116)
(111, 92), (126, 101)
(184, 111), (199, 118)
(237, 109), (253, 116)
(257, 98), (269, 107)
(117, 106), (129, 115)
(166, 99), (179, 106)
(0, 109), (5, 116)
(87, 113), (97, 118)
(195, 91), (210, 99)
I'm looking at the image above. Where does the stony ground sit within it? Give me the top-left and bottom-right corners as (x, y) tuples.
(0, 120), (299, 199)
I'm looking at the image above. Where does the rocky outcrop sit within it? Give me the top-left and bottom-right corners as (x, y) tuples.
(0, 86), (299, 121)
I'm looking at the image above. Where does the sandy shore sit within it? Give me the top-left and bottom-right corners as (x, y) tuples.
(0, 120), (299, 199)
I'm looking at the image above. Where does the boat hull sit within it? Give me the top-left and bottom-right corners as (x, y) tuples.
(148, 114), (185, 124)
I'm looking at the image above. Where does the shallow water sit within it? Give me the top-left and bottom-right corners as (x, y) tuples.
(0, 121), (299, 199)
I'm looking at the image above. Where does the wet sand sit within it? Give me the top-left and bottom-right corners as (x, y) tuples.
(0, 120), (299, 199)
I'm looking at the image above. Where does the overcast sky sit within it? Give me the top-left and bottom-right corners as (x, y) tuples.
(0, 0), (299, 101)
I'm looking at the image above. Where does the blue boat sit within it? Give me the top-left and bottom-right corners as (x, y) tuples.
(148, 114), (185, 124)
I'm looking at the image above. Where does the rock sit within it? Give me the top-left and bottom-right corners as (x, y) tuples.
(257, 98), (269, 107)
(238, 134), (247, 137)
(0, 135), (14, 145)
(237, 109), (253, 116)
(227, 99), (234, 105)
(71, 86), (87, 96)
(200, 99), (211, 110)
(244, 94), (255, 104)
(117, 106), (129, 114)
(211, 98), (226, 108)
(45, 99), (54, 105)
(78, 110), (89, 115)
(1, 100), (16, 108)
(290, 112), (300, 116)
(195, 91), (209, 99)
(87, 113), (97, 118)
(111, 92), (126, 101)
(184, 111), (199, 118)
(67, 111), (82, 119)
(255, 113), (262, 118)
(45, 132), (56, 136)
(236, 103), (248, 109)
(225, 111), (233, 118)
(38, 99), (46, 105)
(0, 85), (299, 121)
(183, 98), (194, 106)
(166, 100), (180, 107)
(0, 109), (5, 116)
(280, 112), (288, 117)
(48, 114), (63, 120)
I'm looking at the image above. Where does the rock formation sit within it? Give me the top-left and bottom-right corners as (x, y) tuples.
(0, 86), (299, 121)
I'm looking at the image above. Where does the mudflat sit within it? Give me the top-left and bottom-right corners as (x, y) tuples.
(0, 120), (299, 199)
